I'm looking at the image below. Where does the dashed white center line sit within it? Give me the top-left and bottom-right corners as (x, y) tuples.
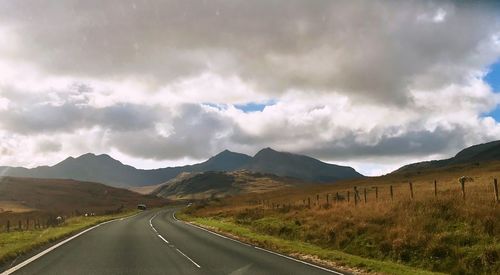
(157, 234), (169, 244)
(149, 210), (201, 269)
(175, 248), (201, 268)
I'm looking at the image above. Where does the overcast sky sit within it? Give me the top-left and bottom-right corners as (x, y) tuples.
(0, 0), (499, 175)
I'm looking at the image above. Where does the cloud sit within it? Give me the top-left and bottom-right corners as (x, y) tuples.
(0, 1), (498, 103)
(0, 88), (161, 134)
(108, 104), (235, 160)
(36, 139), (62, 153)
(0, 1), (499, 175)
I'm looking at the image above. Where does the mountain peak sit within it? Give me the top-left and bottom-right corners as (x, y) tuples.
(77, 153), (97, 159)
(75, 153), (115, 161)
(56, 153), (124, 168)
(216, 149), (234, 155)
(246, 148), (363, 182)
(255, 147), (278, 156)
(194, 150), (252, 172)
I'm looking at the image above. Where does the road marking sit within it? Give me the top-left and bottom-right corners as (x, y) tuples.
(157, 234), (169, 244)
(152, 210), (201, 269)
(0, 213), (137, 275)
(253, 247), (345, 275)
(149, 213), (159, 233)
(175, 248), (201, 268)
(172, 212), (179, 221)
(176, 211), (345, 275)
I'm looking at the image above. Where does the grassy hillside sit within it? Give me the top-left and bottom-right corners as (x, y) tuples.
(0, 177), (167, 232)
(183, 161), (500, 274)
(396, 140), (500, 173)
(155, 170), (304, 200)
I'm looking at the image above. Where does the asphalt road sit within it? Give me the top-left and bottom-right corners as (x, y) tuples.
(6, 207), (345, 275)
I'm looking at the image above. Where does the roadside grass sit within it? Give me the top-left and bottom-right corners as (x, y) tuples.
(0, 210), (138, 267)
(181, 162), (500, 274)
(178, 212), (442, 275)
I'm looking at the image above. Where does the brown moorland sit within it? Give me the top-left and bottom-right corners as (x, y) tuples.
(186, 161), (500, 274)
(0, 176), (167, 231)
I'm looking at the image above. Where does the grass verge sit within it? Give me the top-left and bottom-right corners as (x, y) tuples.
(178, 212), (442, 275)
(0, 210), (139, 267)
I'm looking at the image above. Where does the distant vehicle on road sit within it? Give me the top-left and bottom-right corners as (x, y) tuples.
(137, 204), (147, 210)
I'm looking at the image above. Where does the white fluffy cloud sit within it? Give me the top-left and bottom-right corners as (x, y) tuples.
(0, 0), (499, 175)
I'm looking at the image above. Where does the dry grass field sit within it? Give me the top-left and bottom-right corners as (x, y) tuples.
(0, 177), (167, 232)
(186, 161), (500, 274)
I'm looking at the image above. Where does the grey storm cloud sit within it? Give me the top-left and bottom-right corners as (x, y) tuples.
(109, 104), (235, 160)
(298, 126), (470, 161)
(37, 139), (62, 153)
(0, 89), (162, 134)
(0, 0), (498, 104)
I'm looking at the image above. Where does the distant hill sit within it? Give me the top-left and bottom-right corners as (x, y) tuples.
(0, 150), (252, 188)
(154, 170), (304, 200)
(395, 140), (500, 173)
(243, 148), (363, 182)
(0, 177), (166, 215)
(0, 148), (363, 187)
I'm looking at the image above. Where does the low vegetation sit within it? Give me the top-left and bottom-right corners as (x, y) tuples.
(182, 161), (500, 274)
(0, 211), (137, 267)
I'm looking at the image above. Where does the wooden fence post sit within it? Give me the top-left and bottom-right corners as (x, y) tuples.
(18, 220), (22, 231)
(363, 188), (367, 203)
(409, 182), (414, 200)
(347, 191), (350, 203)
(307, 197), (311, 208)
(374, 187), (378, 201)
(354, 187), (358, 206)
(494, 178), (499, 203)
(316, 194), (319, 206)
(461, 180), (466, 200)
(434, 180), (437, 197)
(390, 185), (394, 201)
(6, 220), (10, 232)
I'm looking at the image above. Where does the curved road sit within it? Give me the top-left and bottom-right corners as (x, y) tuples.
(5, 207), (345, 275)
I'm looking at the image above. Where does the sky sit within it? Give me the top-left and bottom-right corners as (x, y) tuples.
(0, 0), (499, 176)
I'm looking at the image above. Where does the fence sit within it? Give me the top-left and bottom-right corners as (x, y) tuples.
(248, 177), (500, 210)
(0, 206), (125, 233)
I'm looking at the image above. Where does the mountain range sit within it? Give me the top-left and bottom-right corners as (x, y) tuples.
(0, 148), (363, 187)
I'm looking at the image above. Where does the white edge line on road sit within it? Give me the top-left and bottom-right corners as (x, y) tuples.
(172, 212), (179, 222)
(186, 222), (252, 247)
(176, 211), (346, 275)
(0, 213), (139, 275)
(175, 248), (201, 268)
(253, 246), (344, 275)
